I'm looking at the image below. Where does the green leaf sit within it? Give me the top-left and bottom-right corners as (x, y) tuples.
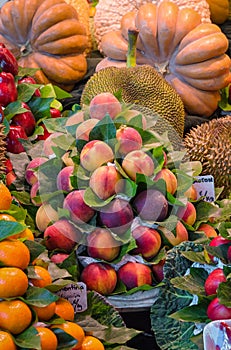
(170, 268), (208, 295)
(25, 286), (59, 306)
(43, 118), (70, 135)
(52, 327), (78, 349)
(84, 187), (115, 208)
(217, 280), (231, 307)
(14, 326), (41, 349)
(40, 83), (72, 99)
(4, 101), (29, 121)
(17, 83), (41, 102)
(23, 240), (46, 263)
(169, 302), (209, 323)
(0, 220), (26, 240)
(89, 114), (117, 148)
(28, 97), (54, 121)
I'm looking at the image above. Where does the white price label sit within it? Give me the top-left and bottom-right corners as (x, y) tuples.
(193, 175), (215, 202)
(56, 282), (87, 313)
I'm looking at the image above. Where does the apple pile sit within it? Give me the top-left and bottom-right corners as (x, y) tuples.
(24, 91), (207, 296)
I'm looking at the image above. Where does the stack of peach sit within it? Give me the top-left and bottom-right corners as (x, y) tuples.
(24, 92), (218, 297)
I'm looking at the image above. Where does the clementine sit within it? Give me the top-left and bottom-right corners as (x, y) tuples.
(35, 326), (58, 350)
(0, 267), (28, 298)
(30, 265), (52, 288)
(55, 297), (75, 321)
(80, 335), (105, 350)
(0, 330), (17, 350)
(0, 299), (32, 334)
(52, 321), (85, 349)
(0, 239), (30, 269)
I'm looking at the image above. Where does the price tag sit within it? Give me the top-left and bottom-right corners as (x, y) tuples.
(193, 175), (215, 202)
(56, 282), (87, 313)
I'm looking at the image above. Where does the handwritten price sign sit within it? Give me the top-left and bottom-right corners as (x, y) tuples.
(193, 175), (215, 202)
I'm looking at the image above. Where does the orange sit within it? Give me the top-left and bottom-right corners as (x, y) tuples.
(0, 213), (16, 221)
(18, 227), (35, 240)
(52, 321), (85, 349)
(55, 297), (75, 321)
(80, 335), (105, 350)
(0, 299), (32, 334)
(0, 239), (30, 269)
(0, 267), (28, 298)
(32, 301), (56, 321)
(0, 183), (12, 210)
(30, 265), (52, 288)
(35, 326), (58, 350)
(0, 330), (17, 350)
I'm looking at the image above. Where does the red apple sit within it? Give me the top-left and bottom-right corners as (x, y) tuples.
(0, 105), (4, 122)
(131, 225), (162, 260)
(6, 125), (28, 154)
(208, 236), (231, 262)
(11, 102), (36, 136)
(50, 108), (61, 118)
(87, 227), (120, 261)
(132, 189), (168, 222)
(207, 297), (231, 321)
(122, 149), (154, 181)
(18, 76), (41, 97)
(25, 157), (48, 185)
(154, 168), (178, 195)
(204, 268), (226, 296)
(117, 262), (153, 290)
(89, 165), (123, 200)
(177, 201), (197, 226)
(80, 140), (114, 172)
(116, 125), (142, 155)
(158, 221), (189, 247)
(98, 198), (134, 235)
(56, 166), (74, 192)
(63, 189), (95, 224)
(89, 92), (122, 120)
(37, 123), (52, 141)
(80, 262), (117, 295)
(44, 219), (82, 252)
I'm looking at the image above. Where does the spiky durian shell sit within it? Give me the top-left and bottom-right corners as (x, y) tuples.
(184, 116), (231, 198)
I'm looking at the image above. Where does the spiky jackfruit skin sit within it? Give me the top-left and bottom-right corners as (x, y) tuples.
(81, 65), (186, 139)
(184, 116), (231, 199)
(0, 124), (6, 174)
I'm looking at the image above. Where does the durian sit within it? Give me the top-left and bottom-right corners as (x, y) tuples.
(184, 116), (231, 199)
(81, 64), (186, 140)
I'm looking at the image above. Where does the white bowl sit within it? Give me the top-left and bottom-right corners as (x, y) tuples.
(203, 319), (231, 350)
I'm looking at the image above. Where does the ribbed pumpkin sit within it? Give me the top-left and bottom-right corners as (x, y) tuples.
(94, 0), (211, 52)
(0, 0), (89, 91)
(98, 1), (231, 117)
(206, 0), (229, 24)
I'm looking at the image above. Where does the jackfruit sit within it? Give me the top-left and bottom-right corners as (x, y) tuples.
(184, 116), (231, 199)
(80, 64), (186, 141)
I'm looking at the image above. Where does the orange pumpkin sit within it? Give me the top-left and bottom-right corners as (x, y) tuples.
(98, 2), (231, 117)
(0, 0), (89, 91)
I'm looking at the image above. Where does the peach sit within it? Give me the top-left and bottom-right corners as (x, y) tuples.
(80, 140), (114, 172)
(89, 165), (123, 200)
(89, 92), (122, 120)
(116, 125), (142, 155)
(177, 201), (197, 226)
(44, 219), (81, 252)
(98, 198), (134, 235)
(30, 181), (42, 206)
(87, 227), (120, 261)
(122, 150), (154, 181)
(35, 203), (59, 232)
(25, 157), (48, 185)
(184, 184), (198, 201)
(122, 109), (147, 129)
(131, 225), (162, 260)
(158, 221), (188, 247)
(132, 189), (168, 222)
(50, 253), (69, 264)
(117, 262), (153, 290)
(152, 259), (165, 282)
(65, 110), (85, 127)
(154, 168), (178, 195)
(61, 152), (75, 167)
(204, 268), (226, 296)
(56, 166), (74, 192)
(197, 223), (217, 238)
(63, 189), (95, 224)
(43, 132), (63, 157)
(80, 262), (117, 295)
(75, 118), (99, 141)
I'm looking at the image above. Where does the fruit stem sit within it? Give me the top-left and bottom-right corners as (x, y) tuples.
(126, 28), (139, 68)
